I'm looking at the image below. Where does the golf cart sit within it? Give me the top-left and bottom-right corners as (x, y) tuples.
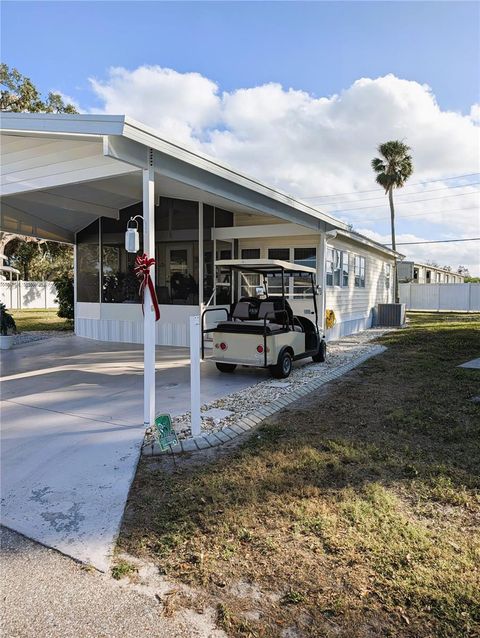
(201, 259), (326, 378)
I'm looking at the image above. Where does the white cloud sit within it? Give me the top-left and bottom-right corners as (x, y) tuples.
(89, 66), (221, 148)
(86, 66), (480, 274)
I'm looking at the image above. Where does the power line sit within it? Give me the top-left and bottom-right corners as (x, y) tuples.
(387, 238), (480, 246)
(313, 181), (480, 207)
(326, 190), (480, 214)
(302, 172), (480, 200)
(353, 205), (479, 224)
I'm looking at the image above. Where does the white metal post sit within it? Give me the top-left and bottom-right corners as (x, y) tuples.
(189, 315), (201, 437)
(198, 201), (204, 312)
(73, 243), (77, 334)
(318, 233), (327, 332)
(143, 154), (156, 427)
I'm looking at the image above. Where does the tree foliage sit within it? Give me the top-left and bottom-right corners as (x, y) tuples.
(4, 239), (73, 281)
(0, 63), (78, 113)
(0, 303), (16, 336)
(54, 273), (74, 320)
(371, 141), (414, 302)
(371, 141), (414, 193)
(0, 64), (76, 316)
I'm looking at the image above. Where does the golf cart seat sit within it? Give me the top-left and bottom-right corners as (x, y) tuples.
(216, 299), (302, 333)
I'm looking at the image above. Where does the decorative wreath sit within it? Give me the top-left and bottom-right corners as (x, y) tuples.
(325, 309), (336, 329)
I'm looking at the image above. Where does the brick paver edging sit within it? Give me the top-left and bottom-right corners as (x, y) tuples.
(146, 345), (387, 456)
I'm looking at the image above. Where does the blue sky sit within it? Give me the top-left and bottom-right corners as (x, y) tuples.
(2, 1), (479, 114)
(1, 1), (479, 271)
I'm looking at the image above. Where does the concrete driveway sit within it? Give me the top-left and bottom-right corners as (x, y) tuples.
(0, 335), (260, 571)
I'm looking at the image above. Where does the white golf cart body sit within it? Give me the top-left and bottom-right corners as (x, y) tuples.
(202, 259), (326, 378)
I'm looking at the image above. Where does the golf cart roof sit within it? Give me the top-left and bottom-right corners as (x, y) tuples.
(215, 259), (316, 275)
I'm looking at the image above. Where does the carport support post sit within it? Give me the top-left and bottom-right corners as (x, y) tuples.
(143, 156), (156, 428)
(318, 233), (327, 332)
(190, 315), (201, 437)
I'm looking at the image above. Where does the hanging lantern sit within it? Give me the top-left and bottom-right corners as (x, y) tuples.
(125, 217), (141, 253)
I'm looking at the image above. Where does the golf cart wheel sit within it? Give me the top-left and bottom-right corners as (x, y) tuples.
(312, 339), (327, 363)
(216, 362), (237, 373)
(271, 350), (293, 379)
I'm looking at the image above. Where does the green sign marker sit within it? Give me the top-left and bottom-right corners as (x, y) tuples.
(154, 414), (179, 452)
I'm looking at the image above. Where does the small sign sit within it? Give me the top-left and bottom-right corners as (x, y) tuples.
(154, 414), (179, 451)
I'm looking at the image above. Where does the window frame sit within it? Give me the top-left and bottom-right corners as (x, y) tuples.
(354, 254), (366, 288)
(341, 251), (350, 287)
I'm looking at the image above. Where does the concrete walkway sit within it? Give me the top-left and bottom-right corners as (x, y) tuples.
(0, 335), (262, 571)
(0, 526), (225, 638)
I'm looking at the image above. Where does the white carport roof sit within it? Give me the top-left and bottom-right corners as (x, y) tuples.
(0, 113), (349, 243)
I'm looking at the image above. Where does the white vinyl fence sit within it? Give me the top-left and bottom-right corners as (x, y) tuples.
(399, 283), (480, 312)
(0, 281), (58, 309)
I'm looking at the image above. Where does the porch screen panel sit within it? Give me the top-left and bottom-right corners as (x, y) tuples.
(155, 198), (199, 305)
(76, 220), (100, 302)
(203, 206), (234, 304)
(203, 205), (214, 304)
(101, 205), (142, 304)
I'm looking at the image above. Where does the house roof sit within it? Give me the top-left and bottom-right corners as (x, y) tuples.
(0, 113), (351, 241)
(0, 113), (397, 258)
(328, 229), (403, 259)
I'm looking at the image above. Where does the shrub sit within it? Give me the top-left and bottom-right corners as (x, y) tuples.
(54, 273), (74, 320)
(0, 303), (16, 335)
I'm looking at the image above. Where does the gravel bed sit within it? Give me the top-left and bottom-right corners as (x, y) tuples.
(13, 330), (73, 346)
(172, 327), (391, 439)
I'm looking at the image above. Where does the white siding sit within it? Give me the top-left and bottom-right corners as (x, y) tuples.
(239, 232), (395, 340)
(235, 213), (284, 227)
(75, 303), (198, 346)
(324, 237), (394, 338)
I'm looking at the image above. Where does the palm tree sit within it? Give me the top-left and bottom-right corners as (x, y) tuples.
(371, 141), (413, 302)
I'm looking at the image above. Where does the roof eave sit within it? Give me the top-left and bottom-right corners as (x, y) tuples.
(0, 112), (348, 232)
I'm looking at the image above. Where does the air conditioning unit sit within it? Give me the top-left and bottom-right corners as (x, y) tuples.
(376, 303), (406, 327)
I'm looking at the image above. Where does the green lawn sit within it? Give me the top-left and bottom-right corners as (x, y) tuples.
(119, 313), (480, 638)
(11, 308), (72, 332)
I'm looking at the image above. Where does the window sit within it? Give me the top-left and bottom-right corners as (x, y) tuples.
(333, 250), (342, 286)
(326, 248), (348, 287)
(294, 247), (317, 296)
(326, 248), (334, 286)
(294, 247), (316, 270)
(241, 248), (260, 259)
(354, 255), (366, 288)
(241, 248), (261, 296)
(268, 248), (290, 261)
(413, 268), (419, 281)
(342, 251), (349, 287)
(77, 219), (100, 302)
(267, 249), (289, 296)
(385, 263), (391, 290)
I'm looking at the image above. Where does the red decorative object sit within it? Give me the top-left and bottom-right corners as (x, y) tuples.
(134, 253), (160, 321)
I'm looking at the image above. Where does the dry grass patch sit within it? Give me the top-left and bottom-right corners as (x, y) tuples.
(119, 313), (480, 637)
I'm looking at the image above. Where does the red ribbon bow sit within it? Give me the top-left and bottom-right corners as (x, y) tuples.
(134, 253), (160, 322)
